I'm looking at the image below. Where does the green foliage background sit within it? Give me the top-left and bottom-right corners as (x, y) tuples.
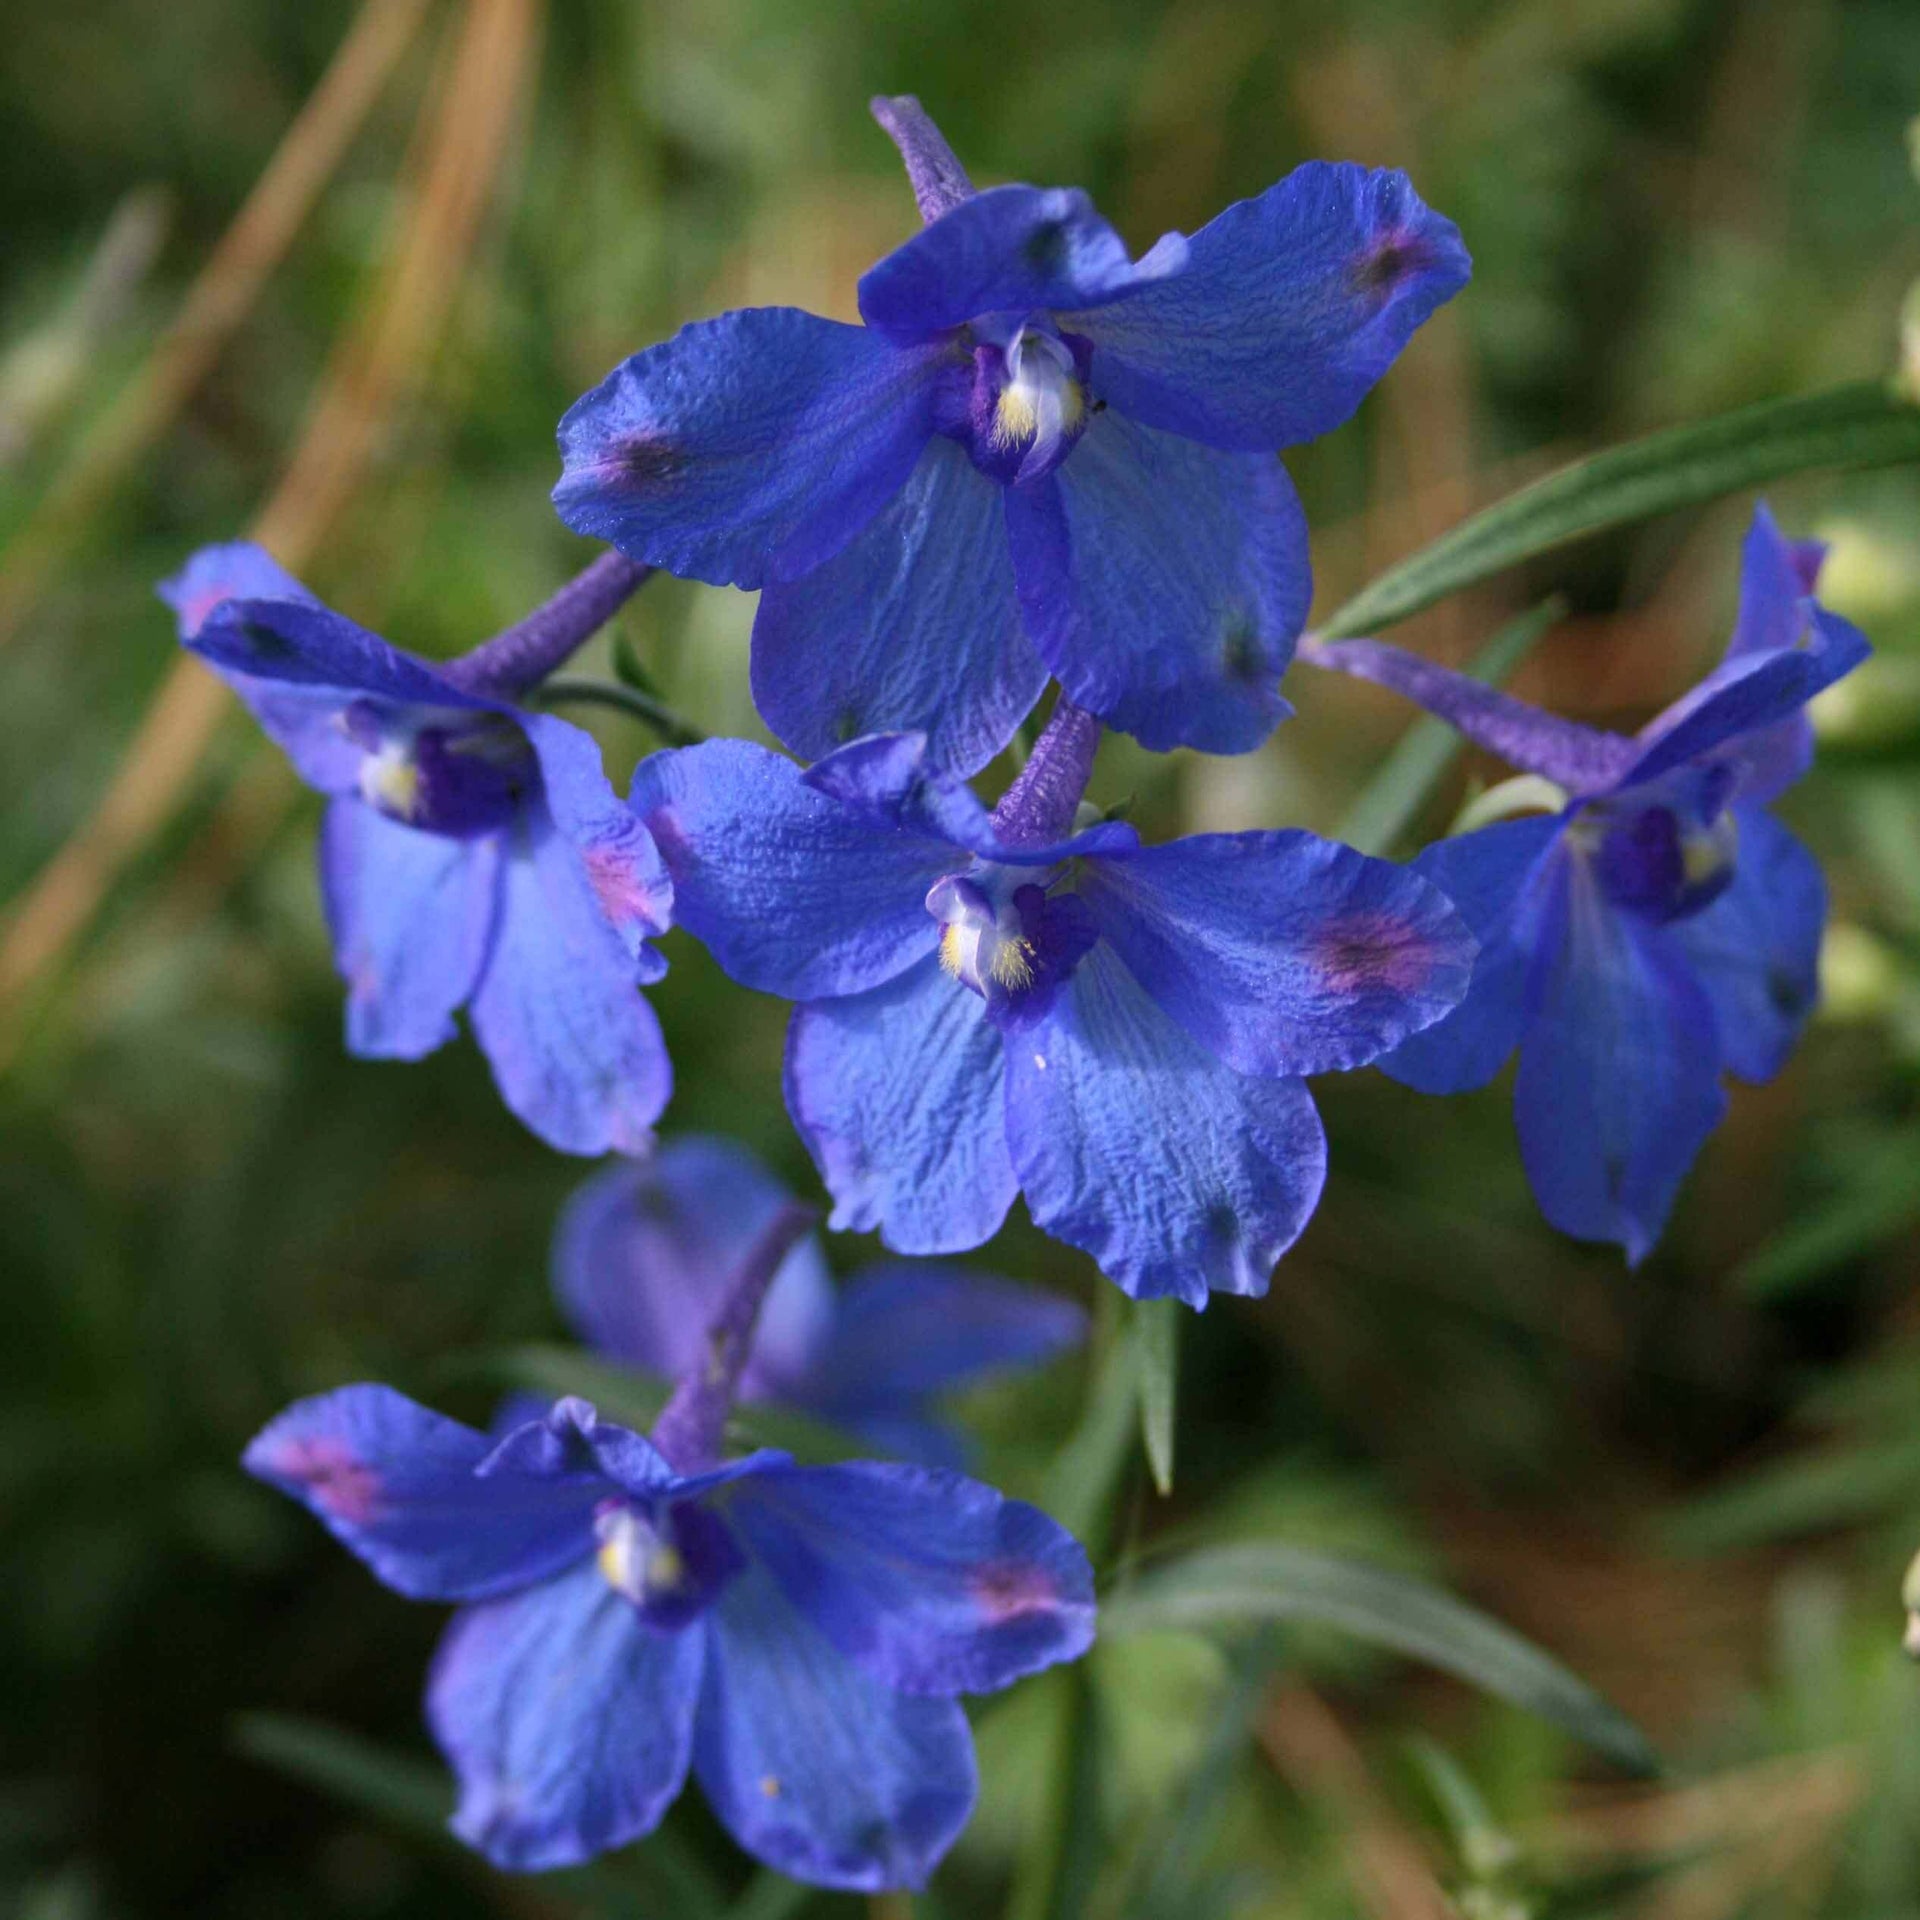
(4, 1), (1920, 1915)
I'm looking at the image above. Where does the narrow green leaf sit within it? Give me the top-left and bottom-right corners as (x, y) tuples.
(1042, 1319), (1140, 1553)
(1665, 1438), (1920, 1551)
(1007, 1665), (1108, 1920)
(1734, 1129), (1920, 1296)
(1100, 1544), (1656, 1775)
(234, 1713), (729, 1916)
(1320, 383), (1920, 640)
(1135, 1299), (1180, 1497)
(534, 677), (705, 746)
(612, 629), (665, 698)
(444, 1345), (878, 1465)
(1335, 596), (1565, 856)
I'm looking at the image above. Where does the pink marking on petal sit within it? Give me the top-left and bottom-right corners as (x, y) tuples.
(1311, 912), (1441, 996)
(583, 844), (661, 929)
(969, 1560), (1059, 1623)
(267, 1436), (384, 1523)
(179, 588), (232, 639)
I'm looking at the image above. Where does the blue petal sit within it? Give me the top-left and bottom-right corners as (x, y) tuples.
(724, 1460), (1094, 1694)
(1620, 603), (1869, 796)
(856, 184), (1187, 343)
(158, 541), (317, 635)
(428, 1561), (704, 1871)
(187, 593), (485, 709)
(1727, 502), (1827, 660)
(1077, 831), (1475, 1077)
(1670, 807), (1825, 1085)
(1002, 947), (1328, 1305)
(552, 309), (949, 589)
(242, 1385), (601, 1601)
(694, 1562), (976, 1891)
(468, 805), (671, 1156)
(630, 740), (949, 999)
(1005, 414), (1309, 754)
(809, 1266), (1085, 1415)
(1512, 856), (1729, 1264)
(1074, 162), (1470, 451)
(318, 799), (500, 1061)
(522, 712), (672, 980)
(753, 435), (1047, 775)
(551, 1137), (835, 1394)
(1378, 815), (1568, 1095)
(1302, 638), (1637, 793)
(785, 956), (1017, 1254)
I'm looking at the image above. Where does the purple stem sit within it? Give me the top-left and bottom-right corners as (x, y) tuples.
(991, 700), (1102, 846)
(443, 550), (654, 702)
(870, 94), (974, 224)
(648, 1201), (818, 1473)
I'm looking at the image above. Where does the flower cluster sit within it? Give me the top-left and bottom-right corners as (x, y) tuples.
(184, 93), (1868, 1892)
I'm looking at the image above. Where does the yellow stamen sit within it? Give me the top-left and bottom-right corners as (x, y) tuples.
(989, 936), (1035, 990)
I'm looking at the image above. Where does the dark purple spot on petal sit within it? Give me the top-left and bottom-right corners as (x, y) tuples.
(606, 434), (686, 490)
(1351, 229), (1436, 297)
(1311, 912), (1440, 996)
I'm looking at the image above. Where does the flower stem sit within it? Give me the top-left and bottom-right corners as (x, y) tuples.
(648, 1202), (817, 1472)
(531, 678), (705, 747)
(990, 699), (1101, 846)
(444, 550), (654, 701)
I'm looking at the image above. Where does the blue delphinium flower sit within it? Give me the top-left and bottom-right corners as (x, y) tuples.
(161, 543), (672, 1155)
(1304, 503), (1870, 1261)
(553, 1134), (1085, 1467)
(553, 95), (1469, 773)
(245, 1195), (1095, 1889)
(629, 710), (1475, 1304)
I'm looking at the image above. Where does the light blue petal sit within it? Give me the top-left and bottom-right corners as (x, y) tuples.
(522, 712), (672, 980)
(428, 1561), (704, 1870)
(1005, 413), (1308, 754)
(551, 1137), (835, 1393)
(694, 1562), (976, 1891)
(1075, 162), (1470, 451)
(753, 435), (1047, 775)
(1512, 855), (1729, 1264)
(318, 798), (499, 1061)
(553, 309), (948, 589)
(1003, 946), (1327, 1305)
(1077, 830), (1475, 1078)
(856, 183), (1186, 342)
(241, 1385), (601, 1601)
(784, 956), (1017, 1254)
(1727, 502), (1826, 660)
(469, 805), (671, 1156)
(1378, 815), (1567, 1095)
(631, 739), (948, 999)
(725, 1460), (1094, 1696)
(158, 540), (316, 635)
(1669, 807), (1826, 1084)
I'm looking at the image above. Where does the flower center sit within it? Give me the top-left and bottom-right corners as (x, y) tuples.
(593, 1497), (741, 1630)
(965, 321), (1089, 485)
(929, 874), (1038, 997)
(1577, 797), (1739, 924)
(342, 701), (534, 837)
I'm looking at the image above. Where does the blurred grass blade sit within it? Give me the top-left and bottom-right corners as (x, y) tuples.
(235, 1713), (729, 1915)
(1335, 596), (1565, 856)
(456, 1344), (878, 1464)
(1043, 1315), (1140, 1553)
(725, 1869), (814, 1919)
(1666, 1439), (1920, 1551)
(1734, 1129), (1920, 1295)
(1135, 1299), (1180, 1497)
(1008, 1665), (1108, 1920)
(1319, 384), (1920, 640)
(1100, 1545), (1656, 1774)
